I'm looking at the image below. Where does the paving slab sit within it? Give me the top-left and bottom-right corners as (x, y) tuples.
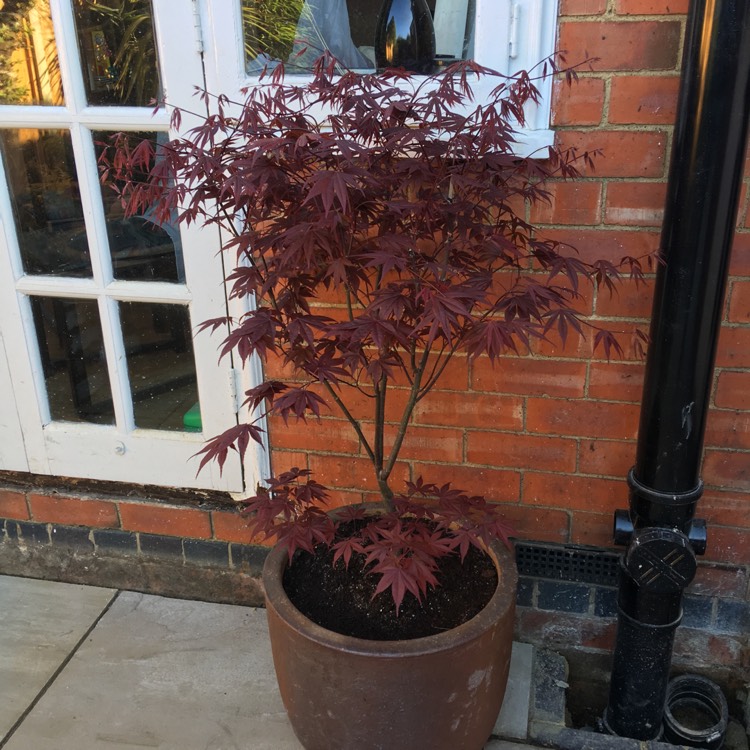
(3, 591), (302, 750)
(0, 575), (115, 741)
(494, 641), (534, 740)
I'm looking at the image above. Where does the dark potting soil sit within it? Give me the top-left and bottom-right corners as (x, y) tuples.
(282, 537), (499, 640)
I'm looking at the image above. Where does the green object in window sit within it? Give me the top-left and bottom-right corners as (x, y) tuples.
(183, 402), (202, 432)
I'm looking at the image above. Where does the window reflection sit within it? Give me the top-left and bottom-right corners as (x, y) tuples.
(242, 0), (475, 74)
(120, 302), (199, 431)
(0, 129), (93, 277)
(95, 131), (184, 283)
(0, 0), (64, 105)
(72, 0), (160, 107)
(31, 296), (115, 425)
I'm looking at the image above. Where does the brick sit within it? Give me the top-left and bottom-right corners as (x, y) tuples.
(119, 502), (212, 539)
(730, 232), (750, 275)
(526, 398), (640, 439)
(50, 525), (94, 551)
(211, 508), (259, 544)
(674, 628), (742, 668)
(581, 618), (618, 651)
(93, 529), (138, 552)
(705, 409), (750, 450)
(29, 493), (118, 529)
(541, 227), (661, 266)
(500, 504), (570, 543)
(557, 22), (682, 72)
(615, 0), (689, 13)
(700, 491), (750, 529)
(231, 543), (268, 573)
(609, 76), (680, 125)
(14, 521), (49, 544)
(703, 451), (750, 492)
(183, 539), (230, 567)
(411, 463), (521, 503)
(139, 533), (183, 559)
(530, 180), (603, 225)
(681, 594), (714, 628)
(471, 356), (587, 398)
(552, 78), (605, 126)
(388, 425), (464, 463)
(728, 280), (750, 323)
(714, 370), (750, 410)
(555, 130), (668, 178)
(0, 490), (28, 520)
(516, 578), (534, 607)
(688, 564), (748, 599)
(605, 181), (667, 227)
(414, 392), (523, 430)
(466, 432), (578, 472)
(703, 525), (750, 565)
(595, 277), (655, 319)
(560, 0), (607, 14)
(578, 438), (636, 477)
(268, 415), (362, 454)
(594, 587), (618, 617)
(524, 473), (627, 512)
(588, 361), (645, 402)
(570, 510), (619, 546)
(715, 599), (749, 634)
(716, 326), (750, 367)
(537, 580), (591, 613)
(308, 453), (409, 493)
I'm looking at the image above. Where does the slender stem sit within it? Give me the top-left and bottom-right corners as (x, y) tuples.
(382, 346), (431, 482)
(321, 380), (375, 464)
(373, 373), (388, 504)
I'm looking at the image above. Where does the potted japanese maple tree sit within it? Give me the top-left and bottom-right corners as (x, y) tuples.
(103, 55), (644, 750)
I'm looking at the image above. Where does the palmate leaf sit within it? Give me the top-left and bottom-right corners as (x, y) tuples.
(193, 423), (264, 474)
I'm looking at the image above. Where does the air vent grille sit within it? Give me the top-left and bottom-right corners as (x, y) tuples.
(515, 542), (621, 586)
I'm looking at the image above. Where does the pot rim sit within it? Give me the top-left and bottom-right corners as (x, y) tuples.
(262, 537), (517, 657)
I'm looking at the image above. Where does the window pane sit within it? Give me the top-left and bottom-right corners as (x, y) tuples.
(95, 131), (184, 283)
(0, 0), (64, 105)
(120, 302), (199, 431)
(30, 296), (115, 425)
(0, 129), (93, 277)
(242, 0), (475, 74)
(72, 0), (161, 107)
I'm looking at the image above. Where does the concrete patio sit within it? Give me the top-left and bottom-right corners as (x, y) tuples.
(0, 574), (538, 750)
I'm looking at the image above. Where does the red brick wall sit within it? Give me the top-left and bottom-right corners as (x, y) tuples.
(264, 3), (750, 570)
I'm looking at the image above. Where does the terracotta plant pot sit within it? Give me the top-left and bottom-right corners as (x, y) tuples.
(262, 539), (517, 750)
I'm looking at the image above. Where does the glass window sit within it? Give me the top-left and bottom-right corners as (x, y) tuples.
(0, 128), (92, 277)
(120, 302), (199, 432)
(72, 0), (161, 107)
(95, 131), (184, 283)
(242, 0), (475, 74)
(30, 296), (115, 425)
(0, 0), (64, 105)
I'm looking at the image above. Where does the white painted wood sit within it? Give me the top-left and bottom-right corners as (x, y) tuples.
(200, 0), (559, 148)
(0, 331), (30, 472)
(0, 0), (252, 492)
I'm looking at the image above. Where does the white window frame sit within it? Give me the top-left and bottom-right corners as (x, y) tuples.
(200, 0), (559, 155)
(0, 0), (269, 493)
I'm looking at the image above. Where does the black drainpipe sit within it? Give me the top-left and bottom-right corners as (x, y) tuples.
(603, 0), (750, 740)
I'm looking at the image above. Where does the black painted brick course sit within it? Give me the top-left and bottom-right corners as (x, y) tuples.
(139, 533), (183, 559)
(516, 577), (534, 607)
(681, 593), (714, 629)
(593, 586), (618, 618)
(93, 529), (138, 552)
(716, 599), (749, 633)
(537, 580), (590, 614)
(15, 521), (50, 544)
(231, 543), (267, 574)
(183, 539), (229, 567)
(50, 525), (94, 550)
